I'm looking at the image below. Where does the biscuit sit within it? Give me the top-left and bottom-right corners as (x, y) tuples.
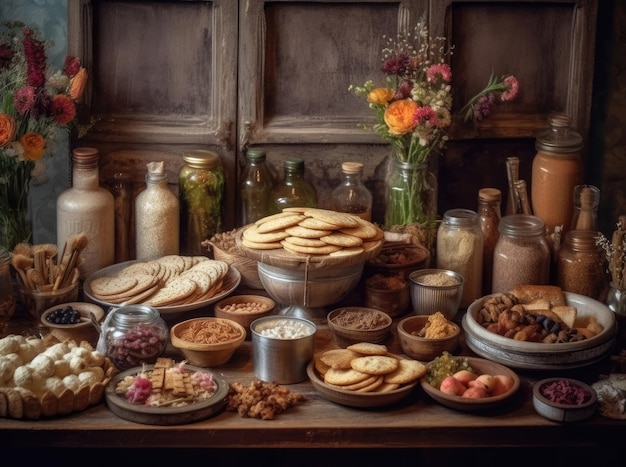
(319, 349), (361, 369)
(324, 368), (370, 386)
(320, 232), (363, 247)
(300, 208), (359, 228)
(243, 225), (290, 243)
(298, 217), (340, 231)
(242, 238), (283, 250)
(144, 276), (197, 306)
(339, 217), (379, 239)
(281, 241), (341, 256)
(330, 374), (380, 391)
(256, 213), (306, 233)
(372, 382), (400, 393)
(282, 236), (328, 248)
(284, 225), (332, 239)
(329, 247), (364, 257)
(314, 353), (330, 376)
(383, 359), (427, 385)
(350, 355), (399, 375)
(346, 342), (388, 356)
(356, 376), (385, 393)
(89, 276), (138, 297)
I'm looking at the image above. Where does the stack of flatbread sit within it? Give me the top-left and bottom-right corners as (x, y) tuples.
(241, 207), (384, 257)
(88, 255), (229, 307)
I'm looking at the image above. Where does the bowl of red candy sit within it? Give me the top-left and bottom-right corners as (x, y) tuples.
(532, 377), (597, 422)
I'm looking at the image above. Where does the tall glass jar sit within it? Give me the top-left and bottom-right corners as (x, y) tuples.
(531, 114), (583, 237)
(97, 304), (169, 371)
(269, 158), (317, 213)
(56, 147), (115, 279)
(477, 188), (502, 296)
(492, 215), (550, 293)
(385, 160), (437, 228)
(0, 249), (16, 327)
(179, 150), (224, 256)
(436, 209), (483, 308)
(332, 162), (372, 221)
(557, 230), (606, 299)
(240, 148), (274, 225)
(135, 161), (179, 260)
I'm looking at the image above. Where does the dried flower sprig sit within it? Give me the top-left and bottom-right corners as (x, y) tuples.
(596, 215), (626, 289)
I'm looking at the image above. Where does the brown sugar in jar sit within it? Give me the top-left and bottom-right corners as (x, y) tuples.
(557, 230), (607, 300)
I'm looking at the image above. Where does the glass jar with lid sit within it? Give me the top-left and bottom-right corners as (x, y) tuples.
(332, 162), (372, 221)
(436, 208), (483, 308)
(269, 158), (317, 213)
(570, 184), (600, 232)
(492, 214), (551, 293)
(179, 150), (224, 255)
(531, 114), (583, 237)
(0, 248), (16, 326)
(557, 230), (607, 299)
(97, 304), (169, 371)
(477, 188), (502, 296)
(240, 148), (275, 225)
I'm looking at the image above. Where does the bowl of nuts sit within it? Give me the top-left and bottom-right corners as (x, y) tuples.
(213, 294), (276, 338)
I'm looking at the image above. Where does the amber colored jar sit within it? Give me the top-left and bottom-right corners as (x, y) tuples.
(531, 114), (583, 237)
(557, 230), (606, 300)
(477, 188), (502, 296)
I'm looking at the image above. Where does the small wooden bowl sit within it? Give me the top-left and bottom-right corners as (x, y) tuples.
(327, 307), (392, 348)
(170, 317), (246, 367)
(213, 294), (275, 339)
(40, 302), (104, 346)
(397, 315), (460, 361)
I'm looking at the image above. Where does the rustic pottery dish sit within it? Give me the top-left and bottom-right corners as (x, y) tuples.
(408, 268), (464, 320)
(214, 294), (275, 339)
(104, 363), (230, 425)
(326, 306), (392, 347)
(420, 356), (520, 412)
(397, 315), (460, 361)
(365, 243), (430, 278)
(364, 273), (410, 318)
(463, 292), (618, 370)
(532, 377), (597, 422)
(40, 301), (104, 346)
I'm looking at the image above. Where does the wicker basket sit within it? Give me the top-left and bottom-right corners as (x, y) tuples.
(209, 241), (264, 289)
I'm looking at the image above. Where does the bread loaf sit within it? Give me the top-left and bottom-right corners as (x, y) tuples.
(510, 285), (567, 307)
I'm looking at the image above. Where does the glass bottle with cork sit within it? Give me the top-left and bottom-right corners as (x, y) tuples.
(477, 188), (502, 296)
(135, 161), (179, 260)
(240, 148), (274, 225)
(179, 150), (224, 256)
(56, 147), (115, 279)
(332, 162), (372, 221)
(570, 184), (600, 232)
(270, 158), (317, 213)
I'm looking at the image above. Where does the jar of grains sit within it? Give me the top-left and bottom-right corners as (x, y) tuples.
(477, 188), (502, 296)
(492, 214), (551, 293)
(436, 209), (483, 308)
(557, 230), (607, 300)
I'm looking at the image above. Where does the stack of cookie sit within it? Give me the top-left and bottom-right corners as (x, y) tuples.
(87, 255), (229, 307)
(314, 343), (427, 393)
(241, 207), (383, 257)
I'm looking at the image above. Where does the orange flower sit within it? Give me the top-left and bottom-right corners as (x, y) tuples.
(384, 99), (419, 136)
(367, 87), (395, 106)
(0, 113), (17, 147)
(69, 67), (88, 102)
(20, 132), (46, 161)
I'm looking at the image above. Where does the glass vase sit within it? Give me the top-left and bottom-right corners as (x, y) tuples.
(385, 159), (437, 228)
(0, 155), (33, 252)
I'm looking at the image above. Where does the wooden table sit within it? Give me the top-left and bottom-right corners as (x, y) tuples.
(1, 294), (626, 461)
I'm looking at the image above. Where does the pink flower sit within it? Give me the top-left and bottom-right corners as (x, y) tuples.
(14, 86), (36, 114)
(414, 106), (439, 127)
(501, 75), (519, 102)
(426, 63), (452, 83)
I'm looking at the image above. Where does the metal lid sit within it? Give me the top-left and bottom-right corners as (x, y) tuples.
(442, 208), (479, 226)
(535, 114), (583, 154)
(284, 158), (305, 171)
(562, 230), (600, 251)
(499, 214), (546, 238)
(182, 150), (222, 169)
(72, 147), (99, 168)
(246, 148), (266, 162)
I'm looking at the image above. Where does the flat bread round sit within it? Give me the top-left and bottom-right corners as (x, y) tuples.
(243, 225), (290, 243)
(281, 241), (341, 256)
(383, 359), (427, 385)
(350, 355), (399, 375)
(256, 213), (306, 233)
(324, 368), (370, 386)
(242, 238), (283, 250)
(282, 236), (328, 248)
(320, 232), (363, 247)
(346, 342), (388, 356)
(284, 225), (332, 239)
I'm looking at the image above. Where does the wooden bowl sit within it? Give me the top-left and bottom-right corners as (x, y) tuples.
(365, 244), (430, 279)
(213, 294), (275, 339)
(532, 377), (597, 422)
(40, 302), (104, 347)
(364, 274), (410, 318)
(327, 307), (392, 348)
(397, 315), (460, 361)
(170, 317), (246, 367)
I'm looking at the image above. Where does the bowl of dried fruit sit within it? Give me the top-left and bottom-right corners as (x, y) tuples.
(213, 294), (276, 338)
(327, 306), (392, 347)
(170, 317), (246, 367)
(532, 377), (597, 422)
(365, 243), (430, 279)
(397, 312), (461, 361)
(40, 302), (104, 347)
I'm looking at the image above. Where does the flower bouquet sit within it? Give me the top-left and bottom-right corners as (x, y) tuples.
(350, 18), (519, 229)
(0, 21), (89, 252)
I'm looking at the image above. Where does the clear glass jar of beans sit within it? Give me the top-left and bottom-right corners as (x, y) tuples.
(97, 305), (169, 371)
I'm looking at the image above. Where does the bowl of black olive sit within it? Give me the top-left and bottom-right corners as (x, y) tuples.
(41, 302), (104, 346)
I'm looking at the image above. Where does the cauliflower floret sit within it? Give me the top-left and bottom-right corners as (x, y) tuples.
(43, 342), (71, 361)
(54, 359), (71, 379)
(29, 354), (55, 378)
(12, 365), (43, 392)
(0, 353), (23, 385)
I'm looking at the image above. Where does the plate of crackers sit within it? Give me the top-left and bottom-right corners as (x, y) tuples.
(84, 255), (241, 315)
(104, 357), (230, 425)
(307, 343), (425, 408)
(236, 208), (385, 270)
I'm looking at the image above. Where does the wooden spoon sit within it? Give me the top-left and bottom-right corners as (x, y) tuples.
(27, 268), (46, 291)
(11, 253), (35, 290)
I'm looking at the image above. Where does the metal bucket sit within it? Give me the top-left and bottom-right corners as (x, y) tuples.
(251, 316), (316, 384)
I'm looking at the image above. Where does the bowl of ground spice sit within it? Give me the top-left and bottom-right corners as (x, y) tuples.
(408, 269), (464, 320)
(327, 307), (392, 347)
(397, 312), (461, 361)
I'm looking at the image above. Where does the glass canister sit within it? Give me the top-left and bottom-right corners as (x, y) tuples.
(570, 184), (600, 232)
(436, 209), (483, 308)
(269, 158), (317, 213)
(179, 150), (224, 256)
(332, 162), (373, 221)
(531, 114), (584, 237)
(477, 188), (502, 296)
(135, 161), (180, 260)
(240, 148), (275, 225)
(0, 249), (16, 326)
(97, 304), (169, 371)
(492, 214), (551, 293)
(557, 230), (606, 300)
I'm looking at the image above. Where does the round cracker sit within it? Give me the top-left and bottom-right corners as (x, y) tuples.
(89, 276), (138, 297)
(298, 217), (341, 231)
(350, 355), (399, 375)
(319, 349), (361, 369)
(301, 208), (359, 228)
(324, 368), (370, 386)
(144, 276), (197, 306)
(320, 232), (363, 247)
(356, 375), (385, 393)
(256, 213), (306, 233)
(284, 225), (332, 239)
(281, 241), (341, 256)
(383, 359), (427, 385)
(283, 236), (328, 248)
(329, 374), (380, 391)
(243, 225), (290, 243)
(242, 238), (283, 250)
(339, 217), (379, 239)
(329, 247), (364, 257)
(346, 342), (388, 356)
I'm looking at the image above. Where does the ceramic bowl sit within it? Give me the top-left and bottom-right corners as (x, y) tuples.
(532, 377), (597, 422)
(408, 269), (464, 320)
(397, 315), (460, 361)
(40, 302), (104, 346)
(170, 317), (246, 367)
(213, 294), (275, 338)
(327, 306), (392, 348)
(364, 273), (410, 318)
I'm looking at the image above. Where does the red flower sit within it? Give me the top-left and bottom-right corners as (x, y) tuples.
(51, 95), (77, 125)
(426, 64), (452, 84)
(14, 86), (36, 114)
(64, 55), (81, 78)
(22, 28), (47, 88)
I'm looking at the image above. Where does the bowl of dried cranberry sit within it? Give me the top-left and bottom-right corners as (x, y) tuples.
(40, 301), (104, 346)
(533, 377), (597, 422)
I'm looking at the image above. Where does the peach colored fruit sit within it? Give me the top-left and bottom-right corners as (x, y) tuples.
(439, 375), (466, 396)
(462, 386), (489, 399)
(453, 369), (476, 385)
